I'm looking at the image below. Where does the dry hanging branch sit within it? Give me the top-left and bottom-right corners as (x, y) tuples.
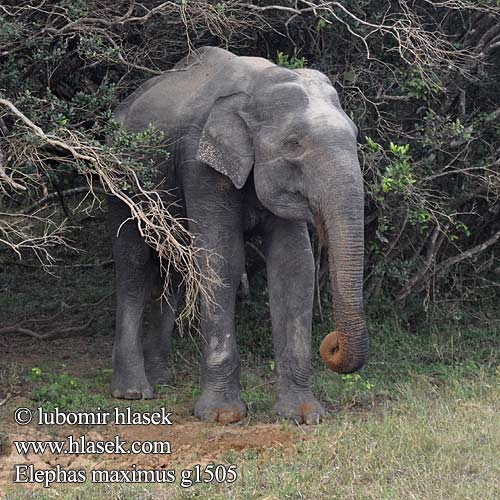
(241, 0), (498, 79)
(0, 98), (221, 330)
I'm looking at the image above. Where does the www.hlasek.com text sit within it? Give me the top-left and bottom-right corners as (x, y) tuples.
(14, 434), (172, 455)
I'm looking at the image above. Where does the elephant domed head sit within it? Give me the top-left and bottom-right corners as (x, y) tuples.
(197, 63), (368, 374)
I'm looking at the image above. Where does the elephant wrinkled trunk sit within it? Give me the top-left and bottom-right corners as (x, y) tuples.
(315, 167), (368, 374)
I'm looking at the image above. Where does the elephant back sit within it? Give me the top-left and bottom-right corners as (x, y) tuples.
(113, 47), (236, 135)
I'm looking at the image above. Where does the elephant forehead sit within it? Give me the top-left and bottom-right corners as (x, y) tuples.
(305, 108), (358, 142)
(253, 83), (309, 112)
(303, 79), (340, 104)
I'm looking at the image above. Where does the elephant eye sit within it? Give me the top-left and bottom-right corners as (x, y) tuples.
(285, 136), (300, 146)
(283, 136), (303, 153)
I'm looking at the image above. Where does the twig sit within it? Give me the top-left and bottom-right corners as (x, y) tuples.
(0, 394), (12, 407)
(439, 228), (500, 271)
(0, 150), (26, 191)
(0, 259), (114, 269)
(0, 97), (221, 331)
(22, 186), (106, 215)
(20, 292), (114, 326)
(245, 241), (266, 262)
(0, 312), (96, 340)
(396, 226), (443, 301)
(246, 379), (275, 392)
(0, 292), (114, 340)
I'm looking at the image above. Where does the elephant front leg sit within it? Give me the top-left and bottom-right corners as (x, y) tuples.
(193, 241), (247, 424)
(181, 163), (247, 423)
(264, 218), (325, 424)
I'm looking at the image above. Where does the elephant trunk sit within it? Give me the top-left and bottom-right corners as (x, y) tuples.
(315, 157), (368, 373)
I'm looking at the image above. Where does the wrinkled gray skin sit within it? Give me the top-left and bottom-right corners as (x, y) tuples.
(108, 47), (368, 425)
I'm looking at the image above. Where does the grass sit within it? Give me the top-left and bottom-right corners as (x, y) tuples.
(2, 313), (498, 499)
(3, 374), (498, 499)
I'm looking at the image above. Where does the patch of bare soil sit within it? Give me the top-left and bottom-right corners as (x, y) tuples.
(0, 421), (300, 494)
(0, 323), (304, 496)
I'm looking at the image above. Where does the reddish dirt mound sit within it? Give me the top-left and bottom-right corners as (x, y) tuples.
(0, 421), (301, 494)
(119, 422), (296, 469)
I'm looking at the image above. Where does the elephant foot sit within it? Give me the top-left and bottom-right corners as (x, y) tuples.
(274, 390), (325, 425)
(145, 358), (170, 385)
(111, 374), (154, 400)
(194, 390), (247, 424)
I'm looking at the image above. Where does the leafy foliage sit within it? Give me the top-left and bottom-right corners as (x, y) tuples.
(276, 51), (306, 69)
(0, 0), (499, 318)
(28, 368), (108, 412)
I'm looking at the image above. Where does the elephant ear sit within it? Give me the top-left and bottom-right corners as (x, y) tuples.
(196, 92), (254, 189)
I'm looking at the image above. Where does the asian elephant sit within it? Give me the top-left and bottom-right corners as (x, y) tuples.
(108, 46), (368, 425)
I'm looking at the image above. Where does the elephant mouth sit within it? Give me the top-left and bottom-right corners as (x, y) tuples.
(256, 186), (314, 223)
(313, 209), (327, 245)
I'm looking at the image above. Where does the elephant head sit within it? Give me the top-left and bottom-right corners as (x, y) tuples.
(197, 64), (368, 374)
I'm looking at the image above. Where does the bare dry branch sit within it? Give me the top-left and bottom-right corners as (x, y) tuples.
(0, 97), (221, 329)
(440, 228), (500, 271)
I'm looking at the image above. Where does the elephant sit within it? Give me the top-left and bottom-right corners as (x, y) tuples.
(107, 46), (368, 425)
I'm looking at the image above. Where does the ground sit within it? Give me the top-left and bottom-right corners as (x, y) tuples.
(0, 213), (499, 499)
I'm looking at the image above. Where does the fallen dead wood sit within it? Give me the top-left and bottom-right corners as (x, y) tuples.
(0, 292), (113, 340)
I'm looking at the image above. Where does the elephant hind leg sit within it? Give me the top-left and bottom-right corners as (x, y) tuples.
(143, 261), (181, 385)
(110, 201), (154, 400)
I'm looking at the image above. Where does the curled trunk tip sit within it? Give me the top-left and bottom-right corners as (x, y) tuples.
(319, 330), (368, 373)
